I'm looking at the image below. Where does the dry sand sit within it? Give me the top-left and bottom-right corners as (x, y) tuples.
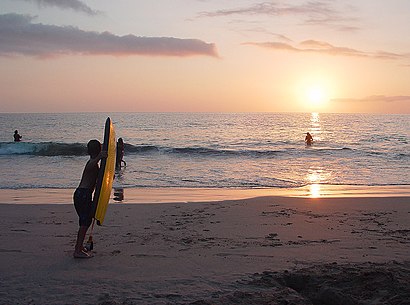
(0, 195), (409, 304)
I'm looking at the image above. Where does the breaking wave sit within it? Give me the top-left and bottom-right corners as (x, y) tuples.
(0, 142), (86, 156)
(0, 141), (357, 158)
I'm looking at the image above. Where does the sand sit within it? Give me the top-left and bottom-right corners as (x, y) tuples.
(0, 195), (409, 304)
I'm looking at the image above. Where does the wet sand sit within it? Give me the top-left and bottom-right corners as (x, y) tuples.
(0, 185), (409, 204)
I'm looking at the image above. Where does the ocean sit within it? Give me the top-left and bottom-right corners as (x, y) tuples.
(0, 112), (409, 197)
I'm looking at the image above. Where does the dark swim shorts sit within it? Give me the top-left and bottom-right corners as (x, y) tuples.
(73, 188), (93, 227)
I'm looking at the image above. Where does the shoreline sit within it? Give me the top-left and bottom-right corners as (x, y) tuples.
(0, 184), (409, 205)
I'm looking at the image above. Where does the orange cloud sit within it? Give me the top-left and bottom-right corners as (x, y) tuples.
(243, 39), (407, 60)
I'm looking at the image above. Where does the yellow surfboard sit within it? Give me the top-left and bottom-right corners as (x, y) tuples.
(93, 117), (116, 226)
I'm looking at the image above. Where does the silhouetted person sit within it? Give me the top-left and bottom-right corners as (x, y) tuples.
(305, 132), (313, 146)
(14, 130), (22, 142)
(115, 138), (126, 170)
(73, 140), (107, 258)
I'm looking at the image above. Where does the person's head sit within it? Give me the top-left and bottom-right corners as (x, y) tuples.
(87, 140), (101, 158)
(14, 130), (18, 134)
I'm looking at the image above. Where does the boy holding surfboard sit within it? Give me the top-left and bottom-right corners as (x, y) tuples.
(73, 140), (107, 258)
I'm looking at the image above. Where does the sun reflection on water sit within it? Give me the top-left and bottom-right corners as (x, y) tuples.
(307, 169), (322, 198)
(309, 184), (321, 198)
(307, 112), (324, 198)
(306, 167), (331, 198)
(310, 112), (322, 141)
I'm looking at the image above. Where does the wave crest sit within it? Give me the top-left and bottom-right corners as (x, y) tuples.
(0, 142), (374, 158)
(0, 142), (86, 156)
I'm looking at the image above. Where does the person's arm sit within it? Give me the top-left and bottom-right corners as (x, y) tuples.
(85, 151), (108, 169)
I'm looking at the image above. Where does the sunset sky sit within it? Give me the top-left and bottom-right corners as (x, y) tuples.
(1, 0), (410, 113)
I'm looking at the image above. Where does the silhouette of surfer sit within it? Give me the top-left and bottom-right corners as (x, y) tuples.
(73, 140), (107, 258)
(115, 138), (126, 170)
(305, 132), (313, 146)
(13, 130), (22, 142)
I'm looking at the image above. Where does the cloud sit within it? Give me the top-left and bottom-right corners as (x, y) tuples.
(245, 41), (298, 52)
(0, 14), (218, 58)
(199, 1), (358, 32)
(332, 95), (410, 103)
(233, 25), (294, 43)
(200, 2), (331, 17)
(243, 39), (407, 60)
(18, 0), (100, 15)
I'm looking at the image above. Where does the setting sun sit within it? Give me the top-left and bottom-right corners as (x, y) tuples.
(293, 76), (334, 112)
(306, 86), (328, 109)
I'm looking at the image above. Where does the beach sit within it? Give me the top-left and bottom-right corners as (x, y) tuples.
(0, 194), (409, 305)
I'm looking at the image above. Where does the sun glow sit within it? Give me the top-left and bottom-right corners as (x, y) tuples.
(306, 86), (328, 109)
(294, 77), (333, 112)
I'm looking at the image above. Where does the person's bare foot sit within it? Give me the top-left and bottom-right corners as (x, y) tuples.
(73, 250), (92, 258)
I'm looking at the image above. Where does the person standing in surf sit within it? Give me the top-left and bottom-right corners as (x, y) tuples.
(115, 137), (126, 170)
(13, 130), (22, 142)
(73, 140), (107, 258)
(305, 132), (313, 146)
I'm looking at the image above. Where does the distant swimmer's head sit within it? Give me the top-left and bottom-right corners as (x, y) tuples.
(87, 140), (101, 158)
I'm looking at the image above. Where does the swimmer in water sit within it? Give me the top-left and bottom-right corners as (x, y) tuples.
(305, 132), (313, 146)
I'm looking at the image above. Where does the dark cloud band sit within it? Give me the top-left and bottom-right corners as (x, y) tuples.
(0, 14), (218, 58)
(333, 95), (410, 103)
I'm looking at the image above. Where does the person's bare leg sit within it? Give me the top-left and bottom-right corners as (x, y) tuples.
(74, 226), (91, 258)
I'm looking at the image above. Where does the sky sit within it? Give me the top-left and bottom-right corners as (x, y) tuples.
(1, 0), (410, 114)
